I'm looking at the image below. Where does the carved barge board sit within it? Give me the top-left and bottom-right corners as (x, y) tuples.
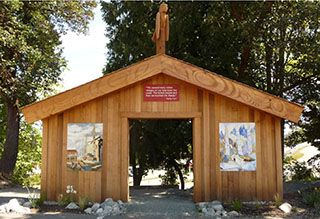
(22, 55), (303, 124)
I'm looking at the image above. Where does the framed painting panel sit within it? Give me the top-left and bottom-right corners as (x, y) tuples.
(219, 123), (256, 171)
(67, 123), (103, 171)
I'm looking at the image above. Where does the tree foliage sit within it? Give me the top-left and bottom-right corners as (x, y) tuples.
(12, 121), (42, 186)
(0, 0), (96, 175)
(0, 0), (96, 105)
(130, 119), (192, 189)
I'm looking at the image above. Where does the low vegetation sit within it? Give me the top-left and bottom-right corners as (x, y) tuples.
(78, 196), (90, 210)
(273, 193), (282, 207)
(0, 122), (42, 187)
(230, 199), (243, 212)
(302, 187), (320, 210)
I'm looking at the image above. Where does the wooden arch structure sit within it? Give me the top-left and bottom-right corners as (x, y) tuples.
(22, 3), (303, 203)
(22, 54), (303, 202)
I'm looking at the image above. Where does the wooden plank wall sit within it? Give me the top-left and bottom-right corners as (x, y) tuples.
(41, 74), (282, 202)
(210, 94), (282, 201)
(42, 115), (63, 200)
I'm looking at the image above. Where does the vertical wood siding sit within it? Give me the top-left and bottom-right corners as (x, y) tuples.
(41, 74), (282, 202)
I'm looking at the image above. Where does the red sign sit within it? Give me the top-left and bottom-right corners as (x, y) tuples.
(144, 84), (179, 101)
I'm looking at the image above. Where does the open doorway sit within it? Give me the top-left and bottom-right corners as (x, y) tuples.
(128, 119), (194, 195)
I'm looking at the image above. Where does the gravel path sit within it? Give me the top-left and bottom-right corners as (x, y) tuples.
(125, 188), (198, 218)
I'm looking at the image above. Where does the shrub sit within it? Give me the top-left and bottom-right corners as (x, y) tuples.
(57, 185), (78, 206)
(230, 199), (243, 212)
(26, 186), (42, 208)
(11, 122), (42, 187)
(302, 188), (320, 209)
(78, 197), (90, 210)
(308, 154), (320, 179)
(284, 158), (314, 181)
(274, 193), (282, 207)
(57, 194), (66, 206)
(160, 168), (178, 186)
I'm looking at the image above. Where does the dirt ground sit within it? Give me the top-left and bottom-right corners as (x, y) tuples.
(223, 191), (319, 218)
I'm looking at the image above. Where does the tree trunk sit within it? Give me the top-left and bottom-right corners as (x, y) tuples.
(281, 119), (285, 161)
(0, 100), (20, 175)
(130, 120), (145, 186)
(265, 43), (272, 93)
(238, 46), (251, 82)
(172, 160), (184, 190)
(277, 21), (286, 163)
(134, 165), (144, 186)
(278, 23), (285, 97)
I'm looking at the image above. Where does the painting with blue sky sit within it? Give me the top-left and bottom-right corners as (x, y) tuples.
(219, 123), (256, 171)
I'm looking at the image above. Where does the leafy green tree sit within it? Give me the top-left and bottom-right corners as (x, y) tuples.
(129, 119), (192, 189)
(0, 1), (96, 175)
(300, 102), (320, 148)
(12, 121), (42, 186)
(249, 2), (320, 149)
(152, 120), (192, 189)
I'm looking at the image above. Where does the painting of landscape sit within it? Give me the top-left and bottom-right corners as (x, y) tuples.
(67, 123), (103, 171)
(219, 123), (256, 171)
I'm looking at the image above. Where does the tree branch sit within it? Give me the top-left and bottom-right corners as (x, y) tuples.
(282, 74), (318, 92)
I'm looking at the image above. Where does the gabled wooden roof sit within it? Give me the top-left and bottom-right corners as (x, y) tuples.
(22, 54), (303, 123)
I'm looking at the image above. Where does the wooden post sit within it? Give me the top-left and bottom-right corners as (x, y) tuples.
(152, 3), (169, 54)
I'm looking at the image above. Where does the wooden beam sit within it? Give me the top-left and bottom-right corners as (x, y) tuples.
(22, 55), (163, 123)
(160, 55), (303, 123)
(40, 119), (49, 198)
(120, 117), (129, 201)
(193, 117), (202, 202)
(201, 91), (211, 201)
(120, 112), (202, 119)
(274, 118), (283, 199)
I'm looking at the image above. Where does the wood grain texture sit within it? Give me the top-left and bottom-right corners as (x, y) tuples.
(213, 94), (222, 200)
(209, 94), (217, 200)
(274, 118), (283, 198)
(121, 112), (201, 119)
(45, 115), (63, 200)
(40, 119), (49, 197)
(104, 92), (121, 200)
(39, 72), (285, 202)
(193, 117), (202, 202)
(120, 117), (129, 201)
(22, 55), (303, 124)
(202, 91), (211, 201)
(213, 95), (278, 201)
(54, 99), (103, 202)
(56, 114), (63, 197)
(254, 110), (263, 199)
(160, 55), (303, 123)
(71, 99), (103, 201)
